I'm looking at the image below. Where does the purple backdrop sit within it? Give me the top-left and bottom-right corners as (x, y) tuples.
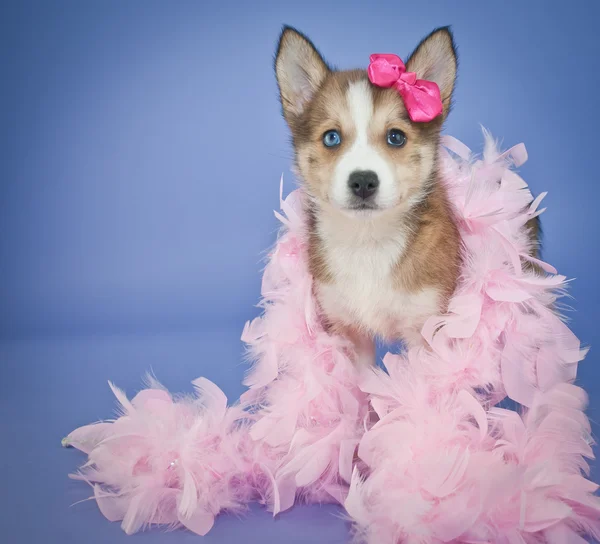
(1, 1), (599, 542)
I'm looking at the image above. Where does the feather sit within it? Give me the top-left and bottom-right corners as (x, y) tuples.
(420, 446), (470, 498)
(295, 447), (332, 487)
(64, 422), (114, 454)
(545, 524), (589, 544)
(131, 388), (171, 409)
(344, 468), (369, 527)
(498, 142), (528, 168)
(520, 254), (557, 275)
(339, 439), (359, 484)
(261, 464), (283, 515)
(274, 475), (297, 514)
(486, 284), (532, 303)
(63, 131), (600, 544)
(178, 509), (215, 536)
(94, 485), (128, 522)
(243, 342), (279, 388)
(279, 177), (303, 228)
(430, 492), (482, 542)
(108, 381), (135, 416)
(536, 345), (577, 392)
(501, 170), (528, 190)
(178, 469), (199, 519)
(457, 390), (488, 441)
(323, 483), (347, 505)
(522, 495), (572, 532)
(528, 191), (547, 214)
(191, 377), (228, 421)
(120, 493), (150, 535)
(441, 135), (472, 159)
(501, 335), (538, 407)
(446, 294), (483, 337)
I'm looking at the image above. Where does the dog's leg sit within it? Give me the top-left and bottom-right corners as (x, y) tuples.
(401, 327), (427, 350)
(348, 329), (376, 367)
(325, 321), (376, 366)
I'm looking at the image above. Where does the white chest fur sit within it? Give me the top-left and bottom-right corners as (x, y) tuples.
(314, 212), (441, 344)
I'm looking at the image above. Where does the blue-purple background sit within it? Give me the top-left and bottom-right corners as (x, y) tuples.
(1, 1), (599, 543)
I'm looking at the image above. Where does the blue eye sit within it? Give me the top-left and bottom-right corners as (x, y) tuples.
(323, 130), (341, 147)
(387, 129), (407, 147)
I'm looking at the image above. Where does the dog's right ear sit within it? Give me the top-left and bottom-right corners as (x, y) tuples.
(275, 26), (330, 122)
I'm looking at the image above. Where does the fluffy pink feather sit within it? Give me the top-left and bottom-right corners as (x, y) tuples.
(345, 132), (599, 543)
(64, 376), (256, 535)
(240, 185), (368, 511)
(64, 131), (600, 543)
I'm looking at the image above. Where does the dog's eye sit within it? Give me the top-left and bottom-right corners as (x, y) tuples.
(323, 130), (341, 147)
(387, 129), (407, 147)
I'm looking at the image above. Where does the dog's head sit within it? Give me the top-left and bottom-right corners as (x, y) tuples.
(275, 26), (457, 216)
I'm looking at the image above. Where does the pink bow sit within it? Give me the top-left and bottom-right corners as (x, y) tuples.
(367, 54), (443, 123)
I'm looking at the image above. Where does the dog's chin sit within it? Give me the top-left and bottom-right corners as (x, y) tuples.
(339, 203), (387, 219)
(322, 196), (398, 218)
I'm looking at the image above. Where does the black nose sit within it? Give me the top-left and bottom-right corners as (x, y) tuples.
(348, 170), (379, 199)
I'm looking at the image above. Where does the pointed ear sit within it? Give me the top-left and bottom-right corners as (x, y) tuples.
(275, 26), (330, 122)
(406, 27), (458, 119)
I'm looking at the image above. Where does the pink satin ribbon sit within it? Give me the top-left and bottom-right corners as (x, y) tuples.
(367, 54), (443, 123)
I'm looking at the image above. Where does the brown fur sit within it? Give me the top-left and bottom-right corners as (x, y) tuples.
(393, 182), (461, 306)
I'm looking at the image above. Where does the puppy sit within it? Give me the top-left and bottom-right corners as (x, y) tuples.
(274, 26), (537, 365)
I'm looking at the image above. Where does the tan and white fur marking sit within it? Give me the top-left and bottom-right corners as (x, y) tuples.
(275, 26), (463, 365)
(317, 79), (441, 353)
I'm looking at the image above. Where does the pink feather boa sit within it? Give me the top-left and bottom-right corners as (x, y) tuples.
(63, 132), (600, 543)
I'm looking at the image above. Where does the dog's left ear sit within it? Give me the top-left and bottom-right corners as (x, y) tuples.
(275, 26), (330, 124)
(406, 27), (457, 119)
